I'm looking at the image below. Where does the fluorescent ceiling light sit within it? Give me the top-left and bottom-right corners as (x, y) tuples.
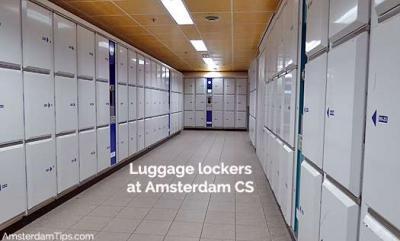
(203, 57), (217, 69)
(161, 0), (193, 25)
(190, 40), (208, 51)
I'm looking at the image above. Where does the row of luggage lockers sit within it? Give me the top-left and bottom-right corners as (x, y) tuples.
(184, 94), (247, 111)
(184, 111), (247, 128)
(184, 78), (247, 95)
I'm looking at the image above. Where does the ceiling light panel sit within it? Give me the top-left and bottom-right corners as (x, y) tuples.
(190, 40), (208, 51)
(160, 0), (194, 25)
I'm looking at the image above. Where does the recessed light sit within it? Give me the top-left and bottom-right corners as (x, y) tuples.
(190, 40), (208, 51)
(205, 15), (220, 22)
(160, 0), (193, 25)
(203, 57), (217, 69)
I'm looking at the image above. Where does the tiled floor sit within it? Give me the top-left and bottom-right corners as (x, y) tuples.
(13, 131), (293, 241)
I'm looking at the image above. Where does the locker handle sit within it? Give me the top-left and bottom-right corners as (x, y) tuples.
(68, 45), (75, 51)
(106, 146), (110, 150)
(89, 52), (94, 56)
(90, 151), (96, 155)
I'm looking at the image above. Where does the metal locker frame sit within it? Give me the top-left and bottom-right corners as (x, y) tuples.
(96, 81), (110, 126)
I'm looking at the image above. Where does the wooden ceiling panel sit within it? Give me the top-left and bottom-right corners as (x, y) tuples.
(233, 0), (278, 12)
(131, 14), (175, 26)
(67, 1), (123, 16)
(185, 0), (231, 12)
(113, 0), (167, 15)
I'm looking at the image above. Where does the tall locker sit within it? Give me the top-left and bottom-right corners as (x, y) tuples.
(117, 46), (128, 84)
(0, 144), (26, 224)
(196, 78), (206, 94)
(128, 50), (137, 86)
(236, 95), (247, 111)
(305, 0), (329, 57)
(151, 61), (157, 88)
(79, 130), (97, 182)
(0, 69), (24, 144)
(95, 34), (109, 81)
(137, 120), (145, 151)
(24, 72), (54, 140)
(53, 14), (76, 77)
(128, 121), (137, 155)
(184, 95), (195, 110)
(137, 87), (144, 119)
(212, 95), (223, 110)
(128, 86), (137, 121)
(224, 95), (235, 111)
(236, 79), (247, 95)
(96, 81), (110, 126)
(282, 70), (296, 147)
(0, 0), (21, 68)
(273, 77), (283, 136)
(212, 111), (223, 128)
(213, 78), (223, 94)
(224, 111), (235, 128)
(144, 58), (151, 87)
(55, 76), (78, 134)
(297, 161), (322, 241)
(56, 134), (79, 193)
(279, 145), (294, 225)
(303, 53), (328, 168)
(77, 26), (95, 80)
(118, 123), (128, 162)
(22, 1), (52, 73)
(97, 126), (110, 172)
(26, 138), (56, 209)
(145, 118), (153, 147)
(284, 0), (299, 69)
(324, 32), (368, 196)
(235, 112), (247, 128)
(145, 89), (152, 117)
(224, 79), (235, 94)
(117, 84), (128, 122)
(195, 95), (206, 110)
(184, 111), (195, 127)
(195, 111), (205, 127)
(184, 79), (195, 94)
(78, 79), (96, 130)
(137, 54), (145, 86)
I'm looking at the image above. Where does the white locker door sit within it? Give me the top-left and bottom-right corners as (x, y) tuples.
(212, 95), (223, 111)
(137, 87), (144, 119)
(55, 76), (77, 133)
(319, 179), (359, 241)
(129, 121), (137, 155)
(117, 46), (128, 84)
(324, 33), (368, 197)
(184, 111), (195, 127)
(26, 138), (56, 209)
(128, 50), (137, 86)
(297, 161), (322, 241)
(145, 89), (152, 117)
(236, 95), (247, 111)
(144, 119), (152, 147)
(137, 54), (144, 86)
(78, 79), (96, 130)
(96, 81), (110, 126)
(95, 34), (109, 81)
(118, 123), (129, 162)
(235, 112), (247, 128)
(305, 0), (329, 57)
(144, 58), (151, 87)
(282, 70), (297, 147)
(224, 111), (235, 128)
(0, 69), (24, 144)
(303, 53), (327, 169)
(79, 130), (97, 182)
(77, 26), (95, 80)
(184, 95), (194, 110)
(195, 111), (205, 127)
(224, 78), (235, 94)
(359, 211), (400, 241)
(184, 79), (195, 94)
(0, 144), (26, 224)
(117, 84), (128, 122)
(137, 120), (145, 151)
(128, 86), (137, 121)
(195, 94), (206, 110)
(329, 0), (370, 43)
(280, 145), (294, 225)
(56, 134), (79, 193)
(196, 78), (206, 94)
(213, 78), (223, 94)
(236, 79), (247, 95)
(0, 0), (21, 67)
(22, 1), (52, 72)
(212, 111), (223, 127)
(97, 126), (110, 172)
(224, 95), (235, 111)
(54, 14), (76, 77)
(24, 72), (54, 140)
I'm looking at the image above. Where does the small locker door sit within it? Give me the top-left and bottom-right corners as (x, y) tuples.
(195, 95), (206, 110)
(117, 46), (128, 84)
(55, 76), (78, 134)
(24, 72), (54, 140)
(359, 211), (399, 241)
(184, 79), (195, 94)
(118, 123), (129, 162)
(128, 50), (137, 86)
(137, 87), (144, 119)
(22, 1), (52, 72)
(235, 112), (247, 128)
(117, 84), (128, 122)
(319, 180), (359, 241)
(79, 130), (97, 182)
(137, 120), (145, 151)
(144, 118), (152, 147)
(236, 95), (247, 111)
(212, 95), (223, 110)
(184, 111), (195, 127)
(78, 79), (96, 130)
(236, 79), (247, 95)
(280, 145), (294, 224)
(305, 0), (329, 57)
(224, 111), (235, 128)
(145, 89), (152, 117)
(26, 138), (56, 209)
(95, 34), (109, 81)
(137, 54), (144, 86)
(196, 78), (206, 94)
(213, 78), (223, 94)
(282, 70), (297, 148)
(224, 79), (235, 94)
(0, 69), (24, 144)
(224, 95), (235, 111)
(0, 144), (26, 224)
(56, 133), (79, 193)
(96, 81), (110, 126)
(97, 126), (110, 172)
(151, 61), (157, 88)
(184, 95), (194, 110)
(54, 14), (76, 77)
(128, 86), (137, 121)
(212, 111), (223, 127)
(0, 0), (21, 67)
(195, 111), (205, 127)
(128, 121), (137, 155)
(144, 58), (151, 87)
(77, 26), (95, 80)
(297, 161), (322, 241)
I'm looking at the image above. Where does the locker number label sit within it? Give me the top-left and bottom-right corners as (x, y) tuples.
(372, 110), (389, 126)
(0, 183), (8, 192)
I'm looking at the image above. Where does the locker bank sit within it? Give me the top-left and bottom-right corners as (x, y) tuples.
(0, 0), (399, 240)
